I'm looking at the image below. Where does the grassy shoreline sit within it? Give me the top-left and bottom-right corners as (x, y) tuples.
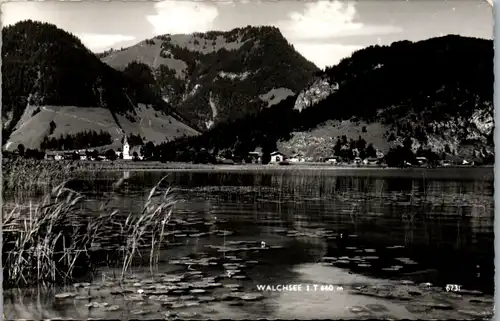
(6, 159), (493, 171)
(3, 159), (493, 197)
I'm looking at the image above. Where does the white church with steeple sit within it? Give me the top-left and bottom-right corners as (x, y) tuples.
(122, 134), (132, 160)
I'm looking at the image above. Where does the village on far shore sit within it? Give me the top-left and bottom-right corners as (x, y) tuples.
(2, 132), (480, 169)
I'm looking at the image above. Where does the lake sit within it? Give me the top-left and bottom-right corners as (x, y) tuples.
(4, 167), (495, 320)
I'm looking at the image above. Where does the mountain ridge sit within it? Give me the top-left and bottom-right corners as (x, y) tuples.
(100, 26), (320, 130)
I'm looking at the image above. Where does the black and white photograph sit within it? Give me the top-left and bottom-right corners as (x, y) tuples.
(1, 0), (495, 319)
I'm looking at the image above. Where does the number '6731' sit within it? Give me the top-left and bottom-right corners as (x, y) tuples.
(446, 284), (461, 292)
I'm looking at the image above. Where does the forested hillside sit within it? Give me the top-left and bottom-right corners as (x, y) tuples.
(156, 35), (493, 165)
(2, 20), (198, 151)
(100, 26), (319, 130)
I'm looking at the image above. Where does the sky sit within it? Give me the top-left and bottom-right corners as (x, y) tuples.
(1, 0), (493, 69)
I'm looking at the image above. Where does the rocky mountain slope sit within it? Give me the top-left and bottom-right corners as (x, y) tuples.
(162, 35), (494, 163)
(2, 20), (199, 151)
(100, 26), (319, 130)
(284, 35), (493, 161)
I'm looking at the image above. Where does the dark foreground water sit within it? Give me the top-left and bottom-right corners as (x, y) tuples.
(4, 168), (494, 320)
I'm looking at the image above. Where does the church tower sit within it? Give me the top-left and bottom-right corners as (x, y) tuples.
(122, 135), (132, 160)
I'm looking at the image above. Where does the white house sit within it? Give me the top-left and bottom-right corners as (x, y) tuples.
(325, 156), (341, 164)
(270, 151), (287, 163)
(289, 154), (305, 163)
(247, 151), (262, 164)
(45, 151), (63, 161)
(416, 157), (428, 166)
(78, 150), (87, 161)
(363, 157), (379, 165)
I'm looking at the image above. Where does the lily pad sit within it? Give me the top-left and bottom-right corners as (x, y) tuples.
(170, 302), (186, 309)
(336, 260), (350, 264)
(187, 271), (204, 275)
(357, 263), (371, 267)
(124, 294), (145, 301)
(55, 292), (77, 299)
(184, 300), (201, 307)
(348, 306), (370, 314)
(202, 307), (218, 314)
(422, 302), (454, 310)
(104, 305), (120, 311)
(206, 282), (222, 288)
(240, 293), (264, 301)
(198, 296), (217, 302)
(178, 312), (201, 318)
(130, 309), (149, 315)
(395, 257), (418, 265)
(85, 302), (109, 308)
(223, 263), (241, 269)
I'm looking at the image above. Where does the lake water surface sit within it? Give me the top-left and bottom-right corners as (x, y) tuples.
(4, 168), (495, 320)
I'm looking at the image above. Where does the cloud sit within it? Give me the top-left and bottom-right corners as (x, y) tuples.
(76, 33), (136, 52)
(1, 2), (137, 52)
(2, 2), (49, 27)
(278, 1), (402, 41)
(146, 1), (218, 35)
(294, 43), (363, 70)
(274, 1), (401, 69)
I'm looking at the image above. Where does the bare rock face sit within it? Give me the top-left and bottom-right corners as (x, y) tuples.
(293, 77), (339, 112)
